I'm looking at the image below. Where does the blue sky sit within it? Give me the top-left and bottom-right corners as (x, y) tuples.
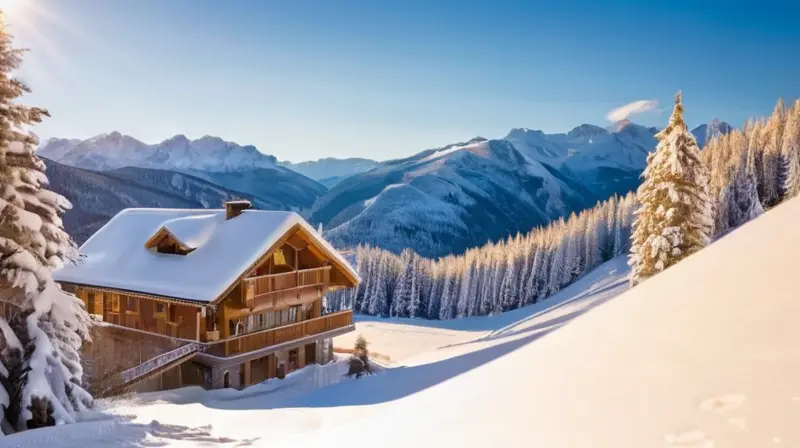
(7, 0), (799, 162)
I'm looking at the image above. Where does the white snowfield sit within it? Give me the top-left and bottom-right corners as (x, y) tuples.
(0, 256), (629, 447)
(7, 194), (800, 447)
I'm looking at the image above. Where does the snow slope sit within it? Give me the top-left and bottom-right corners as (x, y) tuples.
(12, 162), (798, 448)
(334, 256), (629, 364)
(2, 256), (630, 447)
(331, 195), (800, 448)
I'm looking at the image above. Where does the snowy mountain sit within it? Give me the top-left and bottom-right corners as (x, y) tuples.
(37, 133), (327, 212)
(281, 157), (380, 187)
(505, 122), (658, 200)
(42, 158), (274, 244)
(691, 119), (733, 148)
(313, 137), (594, 257)
(38, 132), (280, 172)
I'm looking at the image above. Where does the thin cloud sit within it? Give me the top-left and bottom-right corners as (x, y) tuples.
(606, 99), (659, 122)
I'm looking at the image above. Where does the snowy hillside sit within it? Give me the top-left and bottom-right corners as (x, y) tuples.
(43, 158), (275, 244)
(314, 138), (594, 257)
(3, 257), (631, 447)
(281, 157), (380, 186)
(10, 193), (800, 448)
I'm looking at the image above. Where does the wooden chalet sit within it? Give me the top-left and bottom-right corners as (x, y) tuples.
(54, 201), (359, 394)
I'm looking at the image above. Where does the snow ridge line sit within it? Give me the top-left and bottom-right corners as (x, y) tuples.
(475, 275), (622, 343)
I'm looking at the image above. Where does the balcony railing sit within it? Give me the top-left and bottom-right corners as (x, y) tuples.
(205, 309), (352, 358)
(243, 266), (331, 310)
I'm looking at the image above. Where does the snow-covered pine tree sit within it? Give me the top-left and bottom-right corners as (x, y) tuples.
(761, 99), (787, 207)
(0, 11), (92, 432)
(548, 232), (567, 294)
(499, 254), (518, 312)
(366, 252), (387, 316)
(455, 255), (473, 318)
(731, 130), (763, 227)
(563, 225), (580, 286)
(409, 256), (427, 318)
(522, 242), (540, 306)
(782, 101), (800, 199)
(629, 92), (713, 285)
(438, 262), (455, 320)
(391, 249), (413, 318)
(426, 264), (443, 319)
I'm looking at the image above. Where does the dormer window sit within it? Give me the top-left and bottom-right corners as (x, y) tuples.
(145, 227), (195, 255)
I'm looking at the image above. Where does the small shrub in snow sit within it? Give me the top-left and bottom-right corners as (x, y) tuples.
(346, 335), (371, 379)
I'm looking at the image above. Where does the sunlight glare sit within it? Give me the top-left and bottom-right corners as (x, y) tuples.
(0, 0), (22, 13)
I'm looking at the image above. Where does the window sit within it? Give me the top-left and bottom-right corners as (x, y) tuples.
(127, 296), (138, 313)
(289, 305), (302, 323)
(288, 349), (299, 371)
(265, 311), (275, 328)
(87, 292), (96, 314)
(273, 248), (287, 266)
(156, 302), (165, 314)
(280, 309), (289, 325)
(106, 295), (119, 312)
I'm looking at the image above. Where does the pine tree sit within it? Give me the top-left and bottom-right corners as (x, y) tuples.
(629, 92), (713, 285)
(781, 101), (800, 199)
(548, 234), (567, 294)
(732, 131), (764, 225)
(761, 99), (787, 207)
(456, 257), (473, 318)
(409, 257), (427, 318)
(499, 254), (518, 311)
(0, 11), (92, 432)
(391, 249), (414, 318)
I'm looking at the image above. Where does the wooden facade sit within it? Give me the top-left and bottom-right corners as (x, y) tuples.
(62, 221), (357, 395)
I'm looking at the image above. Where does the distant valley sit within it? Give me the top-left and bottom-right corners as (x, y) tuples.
(40, 120), (729, 255)
(281, 157), (380, 188)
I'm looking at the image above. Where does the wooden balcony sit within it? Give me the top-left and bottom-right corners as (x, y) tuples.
(243, 266), (331, 311)
(205, 310), (352, 358)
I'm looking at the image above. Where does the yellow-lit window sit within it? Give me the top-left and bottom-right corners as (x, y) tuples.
(273, 249), (287, 265)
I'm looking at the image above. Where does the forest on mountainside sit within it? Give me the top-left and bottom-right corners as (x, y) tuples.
(328, 98), (800, 321)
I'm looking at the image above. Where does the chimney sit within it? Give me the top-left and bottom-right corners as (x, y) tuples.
(224, 200), (251, 220)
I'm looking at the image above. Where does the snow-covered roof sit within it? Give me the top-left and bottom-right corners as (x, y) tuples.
(53, 208), (359, 303)
(160, 213), (218, 249)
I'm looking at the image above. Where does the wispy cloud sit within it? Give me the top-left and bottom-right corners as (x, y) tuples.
(606, 99), (659, 122)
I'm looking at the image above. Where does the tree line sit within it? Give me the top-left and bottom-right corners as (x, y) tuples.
(328, 96), (800, 320)
(326, 193), (636, 319)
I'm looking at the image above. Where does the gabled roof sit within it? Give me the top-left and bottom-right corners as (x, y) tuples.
(53, 208), (360, 303)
